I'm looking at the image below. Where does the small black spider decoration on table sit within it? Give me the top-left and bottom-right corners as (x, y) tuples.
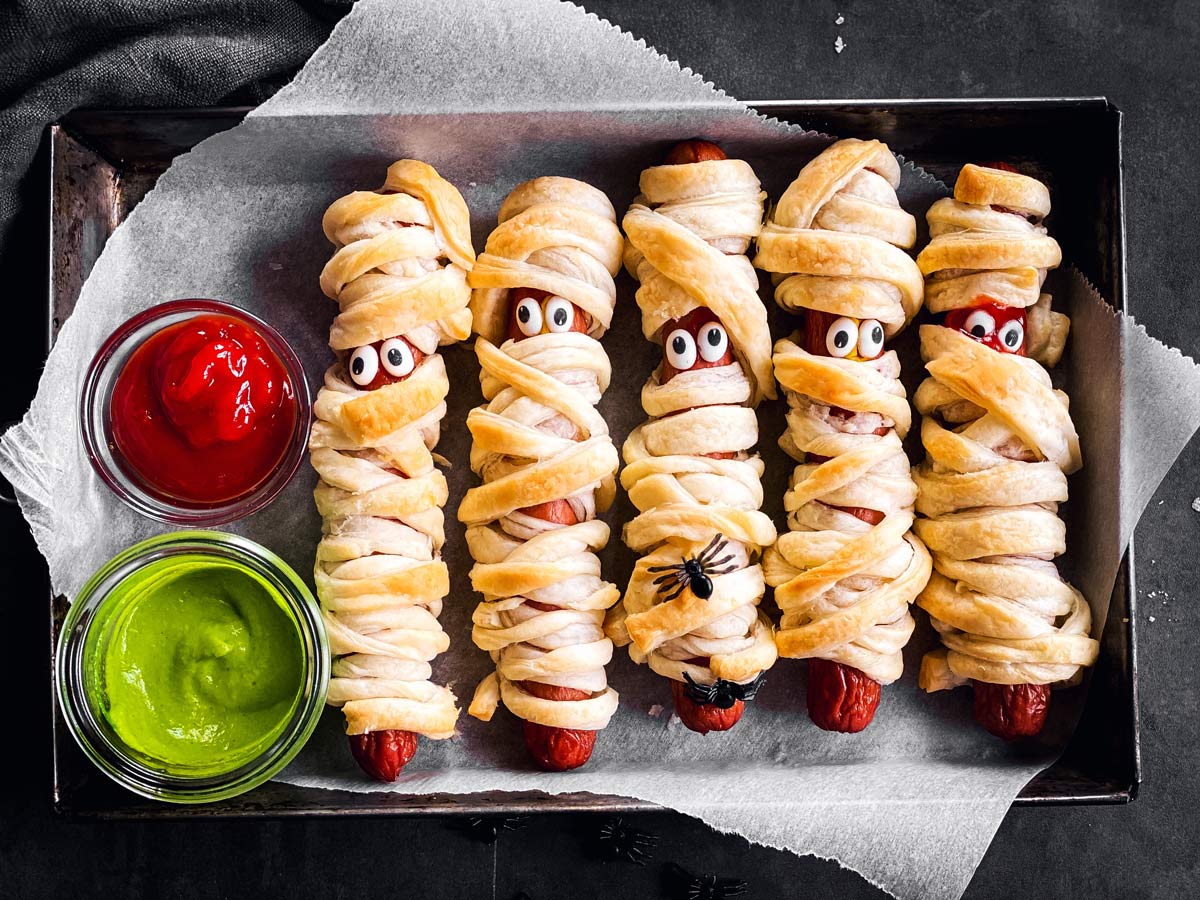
(682, 671), (766, 710)
(592, 816), (659, 865)
(647, 534), (737, 602)
(664, 862), (749, 900)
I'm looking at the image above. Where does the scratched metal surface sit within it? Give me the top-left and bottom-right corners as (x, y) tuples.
(44, 100), (1133, 820)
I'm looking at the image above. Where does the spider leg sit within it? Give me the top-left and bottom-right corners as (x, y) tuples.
(735, 673), (766, 702)
(683, 671), (716, 704)
(661, 581), (688, 602)
(708, 561), (739, 576)
(652, 571), (685, 586)
(646, 561), (682, 574)
(696, 534), (725, 564)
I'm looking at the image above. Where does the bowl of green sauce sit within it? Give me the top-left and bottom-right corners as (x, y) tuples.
(57, 531), (328, 803)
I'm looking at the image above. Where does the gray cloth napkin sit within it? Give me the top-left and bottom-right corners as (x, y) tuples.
(0, 0), (347, 242)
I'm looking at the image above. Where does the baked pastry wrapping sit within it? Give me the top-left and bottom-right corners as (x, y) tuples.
(311, 159), (473, 779)
(606, 140), (778, 735)
(754, 138), (932, 733)
(912, 163), (1099, 739)
(459, 176), (623, 770)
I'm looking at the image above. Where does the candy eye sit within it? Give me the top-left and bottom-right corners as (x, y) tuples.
(697, 322), (729, 363)
(997, 318), (1025, 353)
(825, 317), (859, 358)
(963, 309), (996, 340)
(857, 319), (885, 359)
(665, 328), (697, 371)
(543, 296), (575, 333)
(349, 345), (379, 387)
(515, 297), (543, 337)
(380, 337), (415, 378)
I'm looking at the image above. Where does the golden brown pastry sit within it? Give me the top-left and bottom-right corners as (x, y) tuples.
(310, 159), (473, 780)
(606, 140), (778, 735)
(913, 162), (1098, 739)
(459, 176), (623, 770)
(754, 138), (931, 732)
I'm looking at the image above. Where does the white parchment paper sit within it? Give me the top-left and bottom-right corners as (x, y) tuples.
(4, 2), (1199, 898)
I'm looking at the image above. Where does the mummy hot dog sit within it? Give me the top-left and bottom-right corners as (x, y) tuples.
(755, 139), (932, 732)
(913, 162), (1099, 739)
(607, 140), (778, 735)
(310, 160), (473, 780)
(459, 177), (623, 770)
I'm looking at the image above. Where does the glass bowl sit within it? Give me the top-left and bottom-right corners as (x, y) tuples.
(56, 531), (328, 804)
(79, 299), (311, 526)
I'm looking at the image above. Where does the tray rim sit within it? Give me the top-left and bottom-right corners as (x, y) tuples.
(43, 97), (1138, 819)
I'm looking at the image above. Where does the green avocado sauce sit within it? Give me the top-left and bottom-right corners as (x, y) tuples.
(83, 557), (305, 775)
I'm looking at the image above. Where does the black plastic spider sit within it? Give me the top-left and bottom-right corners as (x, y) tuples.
(592, 816), (659, 865)
(456, 814), (526, 844)
(647, 534), (737, 601)
(682, 671), (766, 709)
(664, 862), (749, 900)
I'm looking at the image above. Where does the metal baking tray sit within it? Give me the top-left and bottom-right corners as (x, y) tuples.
(46, 99), (1136, 818)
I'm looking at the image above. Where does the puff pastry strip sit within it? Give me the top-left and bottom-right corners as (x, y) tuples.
(459, 177), (622, 767)
(311, 160), (472, 776)
(607, 142), (778, 732)
(912, 164), (1098, 738)
(754, 139), (931, 731)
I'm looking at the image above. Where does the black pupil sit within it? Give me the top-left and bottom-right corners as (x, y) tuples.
(673, 335), (688, 354)
(351, 356), (365, 375)
(871, 325), (883, 343)
(706, 328), (721, 346)
(517, 304), (531, 323)
(833, 329), (849, 348)
(1004, 327), (1019, 346)
(553, 306), (568, 326)
(388, 347), (405, 366)
(970, 324), (988, 337)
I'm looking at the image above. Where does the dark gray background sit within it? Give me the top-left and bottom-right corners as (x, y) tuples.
(3, 1), (1198, 897)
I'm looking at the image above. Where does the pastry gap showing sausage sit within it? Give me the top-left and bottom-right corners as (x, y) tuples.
(341, 333), (427, 773)
(941, 298), (1027, 356)
(939, 290), (1044, 738)
(315, 161), (479, 780)
(910, 160), (1100, 740)
(504, 285), (602, 771)
(793, 307), (895, 730)
(650, 140), (764, 733)
(345, 335), (426, 389)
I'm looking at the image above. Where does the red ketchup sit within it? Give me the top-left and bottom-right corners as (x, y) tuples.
(109, 314), (298, 505)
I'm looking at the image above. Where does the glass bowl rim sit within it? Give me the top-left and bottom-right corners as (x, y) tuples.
(79, 298), (312, 527)
(55, 530), (329, 804)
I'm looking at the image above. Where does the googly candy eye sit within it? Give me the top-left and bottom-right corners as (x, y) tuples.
(825, 317), (859, 358)
(857, 319), (885, 359)
(997, 317), (1025, 353)
(697, 322), (729, 363)
(543, 296), (575, 333)
(665, 328), (698, 370)
(349, 345), (379, 387)
(963, 309), (996, 340)
(380, 337), (416, 378)
(515, 297), (543, 337)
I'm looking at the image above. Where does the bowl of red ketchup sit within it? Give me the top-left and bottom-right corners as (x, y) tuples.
(81, 299), (310, 525)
